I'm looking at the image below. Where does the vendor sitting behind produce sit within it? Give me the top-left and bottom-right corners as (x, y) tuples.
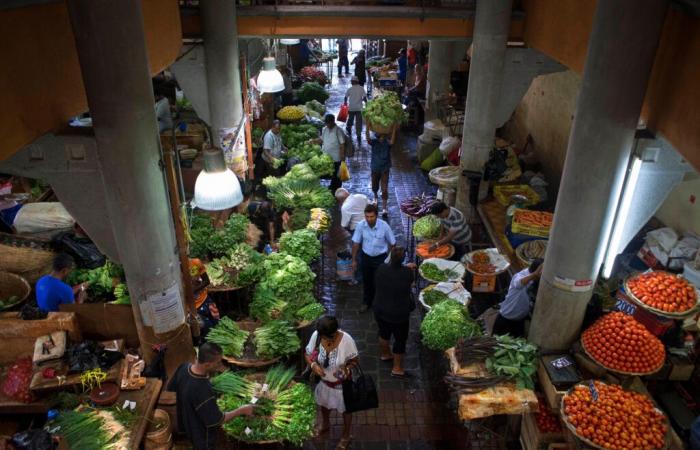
(429, 201), (471, 260)
(167, 343), (256, 450)
(335, 188), (368, 232)
(237, 191), (278, 251)
(492, 258), (544, 338)
(36, 253), (89, 312)
(262, 120), (286, 177)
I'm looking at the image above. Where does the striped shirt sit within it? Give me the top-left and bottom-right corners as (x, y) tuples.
(441, 207), (471, 245)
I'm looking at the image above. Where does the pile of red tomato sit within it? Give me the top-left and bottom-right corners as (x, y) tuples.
(535, 397), (562, 433)
(581, 312), (665, 374)
(563, 382), (666, 450)
(627, 271), (697, 313)
(1, 357), (33, 403)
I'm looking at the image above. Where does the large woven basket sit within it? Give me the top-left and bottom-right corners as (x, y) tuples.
(0, 232), (55, 284)
(0, 271), (31, 310)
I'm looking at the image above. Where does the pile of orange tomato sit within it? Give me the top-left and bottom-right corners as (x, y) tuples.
(627, 271), (697, 313)
(563, 382), (666, 450)
(581, 312), (665, 374)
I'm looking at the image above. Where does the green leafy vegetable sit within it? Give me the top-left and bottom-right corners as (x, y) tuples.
(423, 289), (452, 307)
(485, 335), (538, 390)
(206, 317), (250, 358)
(294, 302), (325, 323)
(413, 215), (441, 239)
(362, 91), (407, 128)
(53, 410), (114, 450)
(420, 262), (459, 282)
(420, 301), (481, 351)
(189, 213), (250, 259)
(279, 229), (321, 264)
(254, 320), (300, 359)
(296, 82), (329, 104)
(267, 179), (335, 210)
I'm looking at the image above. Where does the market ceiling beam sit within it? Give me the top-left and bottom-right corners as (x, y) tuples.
(181, 9), (525, 39)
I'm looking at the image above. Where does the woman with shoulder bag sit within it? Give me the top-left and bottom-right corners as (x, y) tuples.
(373, 246), (416, 378)
(305, 316), (358, 450)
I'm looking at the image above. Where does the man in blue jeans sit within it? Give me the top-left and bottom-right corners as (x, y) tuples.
(351, 204), (396, 312)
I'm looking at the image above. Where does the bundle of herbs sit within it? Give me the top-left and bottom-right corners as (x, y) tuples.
(53, 410), (115, 450)
(420, 301), (481, 351)
(189, 213), (250, 259)
(206, 317), (250, 358)
(253, 321), (301, 359)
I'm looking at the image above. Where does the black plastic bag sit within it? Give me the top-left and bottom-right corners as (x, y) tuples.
(11, 429), (53, 450)
(52, 232), (105, 270)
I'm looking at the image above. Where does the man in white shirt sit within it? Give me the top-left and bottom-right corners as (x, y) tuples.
(492, 258), (543, 337)
(262, 120), (285, 176)
(335, 188), (368, 232)
(344, 76), (367, 145)
(312, 114), (345, 193)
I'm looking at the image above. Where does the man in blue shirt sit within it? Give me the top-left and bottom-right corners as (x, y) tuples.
(351, 204), (396, 312)
(397, 48), (408, 87)
(35, 253), (88, 312)
(492, 258), (543, 337)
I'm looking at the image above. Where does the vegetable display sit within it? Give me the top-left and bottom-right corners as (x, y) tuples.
(563, 382), (666, 450)
(253, 320), (301, 359)
(306, 153), (335, 177)
(54, 410), (116, 450)
(581, 312), (665, 374)
(536, 397), (563, 433)
(189, 213), (250, 259)
(206, 317), (250, 358)
(110, 283), (130, 305)
(362, 91), (407, 128)
(412, 215), (441, 239)
(280, 124), (319, 150)
(297, 82), (329, 104)
(66, 261), (125, 301)
(214, 367), (316, 445)
(307, 208), (331, 234)
(294, 302), (325, 323)
(304, 100), (325, 116)
(420, 301), (481, 351)
(626, 271), (698, 313)
(279, 229), (321, 264)
(299, 67), (329, 85)
(400, 193), (438, 217)
(512, 209), (553, 228)
(422, 289), (452, 307)
(206, 243), (264, 287)
(467, 251), (496, 274)
(288, 209), (311, 231)
(276, 106), (306, 122)
(267, 179), (335, 210)
(416, 242), (452, 259)
(420, 262), (459, 282)
(485, 335), (538, 390)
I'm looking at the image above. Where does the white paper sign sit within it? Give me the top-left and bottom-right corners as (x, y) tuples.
(148, 284), (185, 334)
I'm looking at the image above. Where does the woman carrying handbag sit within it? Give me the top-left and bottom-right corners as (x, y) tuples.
(305, 316), (359, 450)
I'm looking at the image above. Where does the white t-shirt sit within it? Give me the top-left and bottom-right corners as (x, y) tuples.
(263, 130), (283, 163)
(499, 268), (533, 320)
(321, 126), (345, 162)
(345, 85), (366, 112)
(340, 193), (369, 230)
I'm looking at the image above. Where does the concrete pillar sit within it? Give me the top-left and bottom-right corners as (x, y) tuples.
(67, 0), (194, 368)
(455, 0), (513, 214)
(529, 0), (669, 350)
(202, 0), (244, 149)
(425, 41), (454, 122)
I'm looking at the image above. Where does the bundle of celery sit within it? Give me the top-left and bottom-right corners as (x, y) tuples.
(253, 321), (301, 359)
(206, 317), (250, 358)
(215, 366), (315, 445)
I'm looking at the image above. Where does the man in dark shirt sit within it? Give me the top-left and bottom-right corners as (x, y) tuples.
(167, 343), (255, 450)
(336, 38), (350, 77)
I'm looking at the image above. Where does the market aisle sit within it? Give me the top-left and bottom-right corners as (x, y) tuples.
(302, 73), (501, 450)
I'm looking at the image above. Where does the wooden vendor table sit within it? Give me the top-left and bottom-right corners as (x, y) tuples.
(123, 378), (163, 450)
(476, 199), (526, 276)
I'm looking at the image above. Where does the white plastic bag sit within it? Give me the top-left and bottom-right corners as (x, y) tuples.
(668, 233), (700, 270)
(646, 227), (679, 253)
(438, 136), (461, 157)
(13, 202), (75, 234)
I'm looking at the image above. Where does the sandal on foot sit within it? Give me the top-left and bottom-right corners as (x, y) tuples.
(336, 436), (353, 450)
(314, 425), (330, 436)
(391, 371), (412, 379)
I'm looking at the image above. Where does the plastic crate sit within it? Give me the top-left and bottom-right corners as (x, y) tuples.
(494, 184), (540, 206)
(511, 209), (553, 238)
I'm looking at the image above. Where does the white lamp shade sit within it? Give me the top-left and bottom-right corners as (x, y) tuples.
(194, 168), (243, 211)
(280, 39), (300, 45)
(257, 57), (285, 93)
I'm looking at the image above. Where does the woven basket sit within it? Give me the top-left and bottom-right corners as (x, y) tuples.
(368, 121), (395, 135)
(0, 272), (31, 310)
(145, 409), (172, 450)
(0, 232), (55, 284)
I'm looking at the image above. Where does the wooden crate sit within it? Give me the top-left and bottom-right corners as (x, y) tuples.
(537, 361), (568, 412)
(520, 412), (567, 450)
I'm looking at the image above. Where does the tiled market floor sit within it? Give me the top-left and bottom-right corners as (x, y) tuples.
(214, 67), (511, 450)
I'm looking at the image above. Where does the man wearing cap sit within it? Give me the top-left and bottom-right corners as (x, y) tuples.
(344, 76), (367, 146)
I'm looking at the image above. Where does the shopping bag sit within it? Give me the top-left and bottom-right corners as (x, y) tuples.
(338, 161), (351, 182)
(342, 364), (378, 413)
(337, 104), (349, 122)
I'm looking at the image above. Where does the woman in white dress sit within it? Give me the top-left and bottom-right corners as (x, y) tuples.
(305, 316), (359, 450)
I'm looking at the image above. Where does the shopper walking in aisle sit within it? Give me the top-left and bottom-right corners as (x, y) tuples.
(351, 49), (367, 86)
(492, 258), (544, 337)
(397, 48), (408, 87)
(312, 114), (346, 193)
(352, 204), (396, 312)
(167, 343), (256, 450)
(373, 246), (416, 378)
(261, 120), (286, 177)
(344, 76), (367, 146)
(367, 127), (396, 217)
(305, 316), (359, 450)
(336, 38), (350, 77)
(430, 201), (472, 260)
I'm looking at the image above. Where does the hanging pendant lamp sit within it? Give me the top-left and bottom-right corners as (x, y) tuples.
(257, 56), (285, 93)
(193, 147), (243, 211)
(279, 39), (300, 45)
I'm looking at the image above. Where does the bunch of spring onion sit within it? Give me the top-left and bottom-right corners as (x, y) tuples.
(211, 371), (255, 397)
(205, 317), (250, 358)
(53, 410), (114, 450)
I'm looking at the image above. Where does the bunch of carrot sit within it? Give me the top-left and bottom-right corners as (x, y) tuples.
(416, 242), (452, 259)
